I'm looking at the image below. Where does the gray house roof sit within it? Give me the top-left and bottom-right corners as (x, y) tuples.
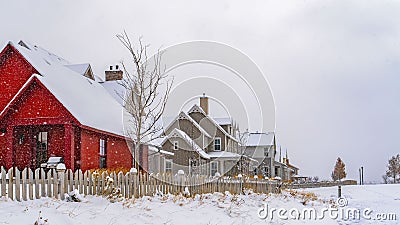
(245, 132), (275, 147)
(213, 117), (232, 125)
(163, 111), (212, 138)
(161, 128), (210, 159)
(188, 104), (238, 142)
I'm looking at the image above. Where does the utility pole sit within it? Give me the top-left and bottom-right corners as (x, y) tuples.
(359, 166), (364, 185)
(361, 166), (364, 185)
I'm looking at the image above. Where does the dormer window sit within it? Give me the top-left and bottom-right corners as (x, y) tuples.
(214, 138), (221, 151)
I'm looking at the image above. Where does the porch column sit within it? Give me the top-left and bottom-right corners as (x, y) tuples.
(64, 124), (75, 171)
(5, 124), (13, 169)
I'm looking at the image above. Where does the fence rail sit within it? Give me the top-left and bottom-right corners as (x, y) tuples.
(284, 180), (357, 189)
(0, 167), (280, 201)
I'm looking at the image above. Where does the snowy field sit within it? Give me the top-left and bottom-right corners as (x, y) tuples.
(0, 184), (398, 225)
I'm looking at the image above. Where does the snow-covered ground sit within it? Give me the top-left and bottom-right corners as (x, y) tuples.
(0, 184), (398, 224)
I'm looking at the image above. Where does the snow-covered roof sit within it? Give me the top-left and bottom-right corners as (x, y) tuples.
(208, 151), (241, 159)
(10, 41), (129, 137)
(213, 117), (232, 126)
(162, 128), (210, 159)
(64, 63), (90, 75)
(100, 80), (126, 105)
(148, 145), (174, 156)
(245, 132), (274, 147)
(163, 111), (212, 138)
(188, 105), (238, 142)
(149, 137), (166, 147)
(94, 75), (104, 82)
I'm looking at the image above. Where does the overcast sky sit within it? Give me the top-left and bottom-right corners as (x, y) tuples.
(1, 0), (399, 182)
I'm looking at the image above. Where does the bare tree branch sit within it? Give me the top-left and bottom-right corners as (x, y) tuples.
(117, 32), (174, 170)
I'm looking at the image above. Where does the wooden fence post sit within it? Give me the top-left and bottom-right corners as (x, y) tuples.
(59, 171), (65, 200)
(34, 169), (40, 199)
(83, 171), (89, 196)
(53, 170), (58, 199)
(124, 172), (129, 198)
(1, 167), (6, 197)
(78, 170), (83, 193)
(101, 172), (105, 194)
(28, 169), (33, 200)
(47, 170), (52, 198)
(40, 169), (46, 197)
(7, 168), (13, 200)
(15, 168), (20, 201)
(22, 168), (27, 201)
(88, 171), (93, 196)
(67, 169), (72, 193)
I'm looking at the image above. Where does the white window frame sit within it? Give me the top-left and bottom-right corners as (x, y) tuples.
(100, 139), (106, 156)
(173, 141), (178, 150)
(99, 138), (107, 169)
(214, 137), (221, 151)
(210, 161), (219, 176)
(165, 159), (173, 174)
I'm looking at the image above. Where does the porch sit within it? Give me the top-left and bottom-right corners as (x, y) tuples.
(2, 119), (78, 171)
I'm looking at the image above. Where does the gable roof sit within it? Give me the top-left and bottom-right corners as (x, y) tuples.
(162, 128), (210, 159)
(245, 132), (275, 147)
(163, 111), (212, 138)
(213, 117), (232, 126)
(7, 41), (129, 137)
(64, 63), (90, 75)
(188, 104), (238, 142)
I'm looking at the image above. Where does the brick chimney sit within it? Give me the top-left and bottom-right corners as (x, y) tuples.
(105, 64), (123, 81)
(200, 93), (209, 115)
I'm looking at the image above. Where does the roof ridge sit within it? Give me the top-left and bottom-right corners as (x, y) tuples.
(187, 104), (238, 142)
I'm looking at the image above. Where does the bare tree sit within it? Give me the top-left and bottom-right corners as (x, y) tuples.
(331, 157), (347, 181)
(117, 31), (173, 170)
(382, 174), (389, 184)
(237, 130), (250, 176)
(386, 154), (400, 184)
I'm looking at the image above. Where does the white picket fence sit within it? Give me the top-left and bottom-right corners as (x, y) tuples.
(0, 167), (280, 201)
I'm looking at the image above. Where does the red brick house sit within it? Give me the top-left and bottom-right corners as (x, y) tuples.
(0, 40), (135, 171)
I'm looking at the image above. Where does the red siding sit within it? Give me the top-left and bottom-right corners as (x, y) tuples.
(10, 125), (65, 170)
(0, 136), (5, 166)
(80, 128), (132, 171)
(9, 81), (69, 120)
(74, 127), (81, 170)
(0, 45), (37, 112)
(12, 126), (33, 169)
(80, 129), (99, 171)
(47, 125), (65, 157)
(106, 136), (132, 169)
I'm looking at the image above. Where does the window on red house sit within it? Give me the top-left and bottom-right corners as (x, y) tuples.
(99, 138), (106, 168)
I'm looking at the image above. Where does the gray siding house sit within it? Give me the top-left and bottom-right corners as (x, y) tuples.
(148, 95), (299, 179)
(244, 132), (299, 180)
(149, 95), (253, 176)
